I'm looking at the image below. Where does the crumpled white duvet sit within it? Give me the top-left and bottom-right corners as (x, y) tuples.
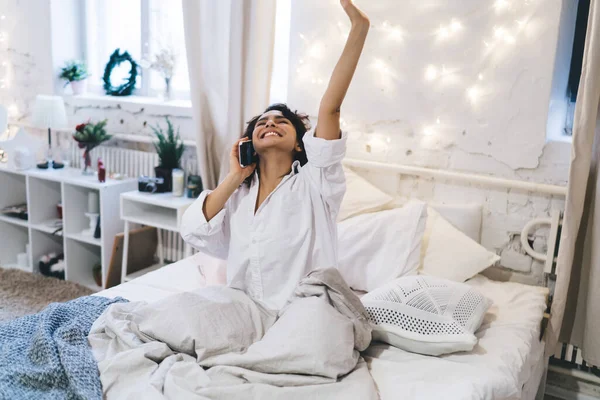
(89, 268), (378, 400)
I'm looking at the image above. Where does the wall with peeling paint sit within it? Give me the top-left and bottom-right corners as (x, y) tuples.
(288, 0), (574, 186)
(286, 0), (574, 283)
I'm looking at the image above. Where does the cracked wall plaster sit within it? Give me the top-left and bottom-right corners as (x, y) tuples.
(288, 0), (574, 186)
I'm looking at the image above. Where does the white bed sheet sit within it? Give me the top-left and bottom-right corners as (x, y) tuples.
(363, 275), (548, 400)
(95, 256), (548, 400)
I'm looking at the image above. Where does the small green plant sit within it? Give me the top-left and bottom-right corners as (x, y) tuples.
(59, 60), (89, 86)
(152, 117), (184, 169)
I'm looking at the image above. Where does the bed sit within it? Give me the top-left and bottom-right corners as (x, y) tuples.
(90, 159), (564, 399)
(93, 251), (550, 400)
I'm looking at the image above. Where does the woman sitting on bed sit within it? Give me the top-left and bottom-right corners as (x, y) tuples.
(181, 0), (370, 310)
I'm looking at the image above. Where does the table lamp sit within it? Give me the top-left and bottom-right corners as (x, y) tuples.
(31, 95), (68, 169)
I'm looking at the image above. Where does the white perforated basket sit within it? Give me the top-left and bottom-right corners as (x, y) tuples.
(362, 275), (492, 355)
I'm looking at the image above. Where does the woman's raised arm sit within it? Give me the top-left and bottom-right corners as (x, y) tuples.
(316, 0), (370, 141)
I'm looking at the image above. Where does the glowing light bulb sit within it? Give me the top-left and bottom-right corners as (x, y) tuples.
(7, 104), (18, 117)
(494, 0), (510, 12)
(372, 58), (389, 73)
(423, 126), (435, 136)
(478, 73), (483, 80)
(386, 137), (391, 144)
(450, 19), (463, 32)
(299, 33), (305, 40)
(438, 26), (450, 39)
(493, 26), (515, 44)
(308, 42), (324, 59)
(436, 118), (441, 124)
(425, 65), (438, 81)
(0, 15), (5, 20)
(467, 86), (480, 103)
(388, 27), (403, 41)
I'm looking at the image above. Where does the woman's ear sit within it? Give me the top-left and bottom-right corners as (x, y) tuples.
(295, 142), (302, 152)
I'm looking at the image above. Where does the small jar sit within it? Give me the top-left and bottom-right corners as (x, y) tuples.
(172, 169), (185, 197)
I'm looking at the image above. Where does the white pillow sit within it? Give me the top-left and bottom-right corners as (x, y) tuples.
(420, 207), (500, 282)
(338, 167), (394, 221)
(390, 199), (482, 243)
(337, 201), (427, 292)
(430, 203), (482, 243)
(362, 275), (492, 356)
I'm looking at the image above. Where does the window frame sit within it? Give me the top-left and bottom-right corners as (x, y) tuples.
(82, 0), (190, 102)
(564, 0), (590, 136)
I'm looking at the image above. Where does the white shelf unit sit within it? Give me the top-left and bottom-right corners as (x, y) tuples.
(0, 164), (136, 290)
(120, 191), (195, 282)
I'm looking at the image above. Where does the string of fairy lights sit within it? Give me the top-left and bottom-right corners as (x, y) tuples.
(296, 0), (537, 150)
(1, 0), (537, 147)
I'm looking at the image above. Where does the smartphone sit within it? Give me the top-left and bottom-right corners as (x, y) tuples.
(238, 140), (257, 168)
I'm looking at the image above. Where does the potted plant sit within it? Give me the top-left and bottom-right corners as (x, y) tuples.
(152, 117), (184, 192)
(59, 60), (90, 95)
(73, 120), (112, 175)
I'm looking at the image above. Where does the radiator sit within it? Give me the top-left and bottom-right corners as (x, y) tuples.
(69, 142), (199, 263)
(552, 342), (599, 374)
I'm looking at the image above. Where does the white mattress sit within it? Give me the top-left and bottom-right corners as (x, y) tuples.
(363, 275), (548, 400)
(95, 256), (548, 400)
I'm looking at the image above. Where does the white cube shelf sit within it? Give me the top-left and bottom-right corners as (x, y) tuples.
(0, 164), (136, 290)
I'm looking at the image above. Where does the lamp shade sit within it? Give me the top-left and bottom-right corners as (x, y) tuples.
(31, 95), (68, 130)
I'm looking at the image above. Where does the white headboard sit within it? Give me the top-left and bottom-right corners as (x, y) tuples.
(342, 157), (565, 290)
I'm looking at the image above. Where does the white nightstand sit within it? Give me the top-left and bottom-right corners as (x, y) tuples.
(120, 191), (196, 283)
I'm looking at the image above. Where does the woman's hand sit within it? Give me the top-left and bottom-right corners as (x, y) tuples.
(340, 0), (370, 29)
(228, 138), (256, 185)
(202, 139), (255, 221)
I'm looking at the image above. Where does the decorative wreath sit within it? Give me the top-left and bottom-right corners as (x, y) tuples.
(103, 49), (138, 96)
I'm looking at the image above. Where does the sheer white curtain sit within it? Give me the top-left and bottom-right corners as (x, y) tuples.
(548, 0), (600, 365)
(182, 0), (276, 189)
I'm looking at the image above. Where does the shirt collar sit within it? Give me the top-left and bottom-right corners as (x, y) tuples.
(251, 160), (300, 187)
(291, 160), (301, 176)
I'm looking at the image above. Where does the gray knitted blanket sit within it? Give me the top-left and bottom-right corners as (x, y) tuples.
(0, 295), (127, 400)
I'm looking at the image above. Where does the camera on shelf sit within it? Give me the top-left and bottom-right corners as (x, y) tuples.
(138, 176), (164, 194)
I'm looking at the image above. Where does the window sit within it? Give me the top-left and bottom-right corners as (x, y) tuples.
(565, 0), (590, 134)
(269, 0), (291, 105)
(84, 0), (190, 100)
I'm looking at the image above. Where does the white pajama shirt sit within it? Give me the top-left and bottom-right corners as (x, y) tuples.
(181, 129), (347, 310)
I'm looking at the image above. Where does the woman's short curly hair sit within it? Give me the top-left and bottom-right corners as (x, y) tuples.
(242, 103), (310, 186)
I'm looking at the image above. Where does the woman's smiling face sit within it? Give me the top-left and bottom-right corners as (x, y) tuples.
(251, 110), (300, 154)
